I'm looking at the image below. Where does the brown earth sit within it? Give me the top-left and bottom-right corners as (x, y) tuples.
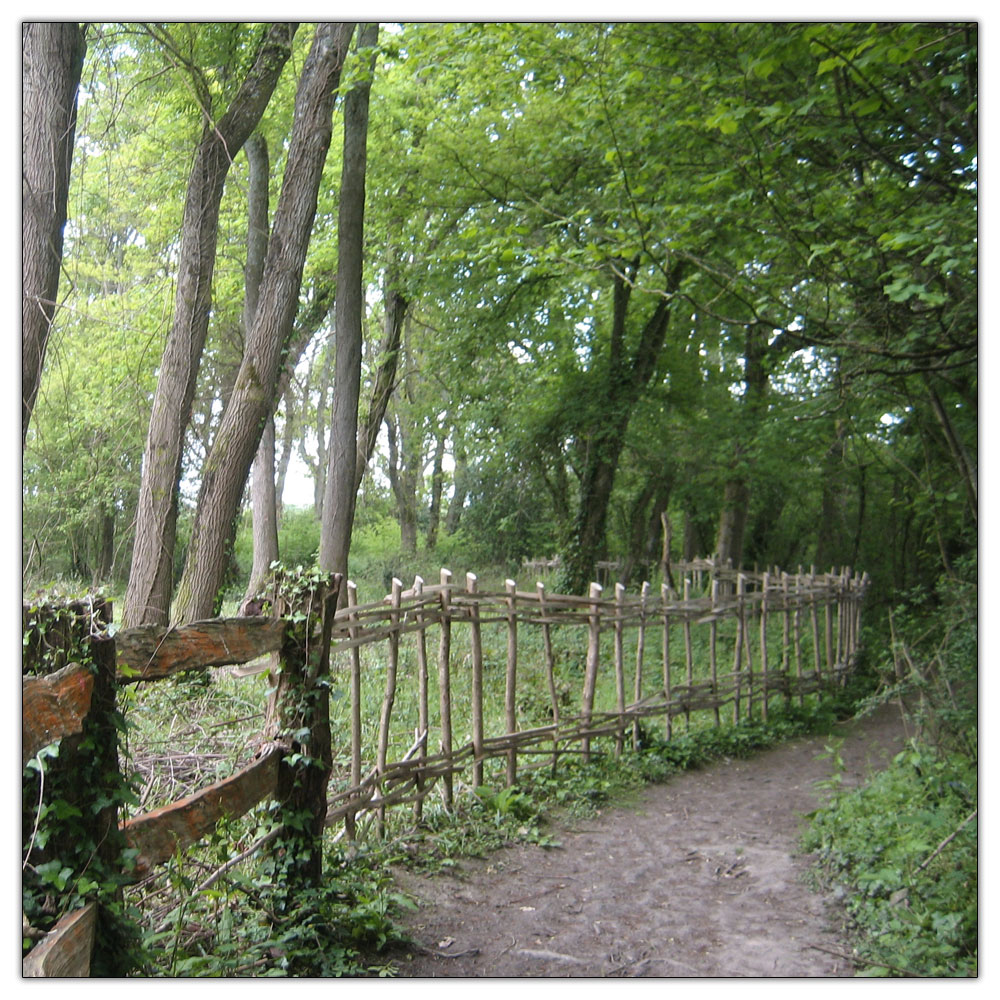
(387, 701), (908, 978)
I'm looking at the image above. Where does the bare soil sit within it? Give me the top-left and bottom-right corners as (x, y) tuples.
(387, 702), (908, 978)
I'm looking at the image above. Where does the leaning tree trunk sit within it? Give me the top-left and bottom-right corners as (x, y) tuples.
(355, 260), (407, 494)
(22, 22), (86, 448)
(173, 22), (355, 624)
(242, 133), (279, 604)
(319, 23), (379, 586)
(124, 23), (297, 627)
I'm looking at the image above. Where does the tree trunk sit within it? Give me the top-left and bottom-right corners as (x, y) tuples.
(386, 412), (419, 555)
(814, 418), (848, 569)
(561, 258), (684, 595)
(22, 22), (86, 448)
(124, 23), (297, 627)
(425, 429), (447, 551)
(319, 23), (379, 584)
(355, 262), (407, 493)
(92, 505), (115, 587)
(444, 437), (469, 535)
(243, 133), (279, 604)
(714, 324), (769, 572)
(173, 22), (355, 624)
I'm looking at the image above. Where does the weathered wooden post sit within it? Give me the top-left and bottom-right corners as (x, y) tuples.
(346, 580), (362, 841)
(504, 578), (519, 786)
(709, 577), (721, 727)
(633, 581), (650, 750)
(683, 577), (693, 731)
(581, 582), (603, 763)
(536, 581), (561, 770)
(661, 582), (673, 740)
(376, 579), (402, 838)
(468, 573), (485, 789)
(265, 570), (341, 890)
(22, 596), (127, 976)
(613, 582), (627, 757)
(413, 576), (430, 821)
(438, 569), (454, 810)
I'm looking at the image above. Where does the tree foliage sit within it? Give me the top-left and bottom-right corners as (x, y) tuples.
(23, 21), (976, 611)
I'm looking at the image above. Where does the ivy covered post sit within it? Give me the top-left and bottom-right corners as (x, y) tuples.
(22, 595), (139, 976)
(264, 569), (342, 890)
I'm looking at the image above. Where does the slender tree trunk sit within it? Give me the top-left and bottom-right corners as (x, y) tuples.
(320, 23), (379, 583)
(93, 506), (115, 587)
(386, 411), (419, 555)
(124, 23), (297, 627)
(173, 22), (355, 624)
(444, 437), (469, 535)
(22, 22), (86, 447)
(355, 263), (407, 493)
(814, 418), (848, 569)
(243, 133), (279, 604)
(425, 429), (447, 551)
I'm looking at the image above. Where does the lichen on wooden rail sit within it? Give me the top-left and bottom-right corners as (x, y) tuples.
(121, 746), (282, 877)
(116, 617), (286, 682)
(22, 662), (95, 765)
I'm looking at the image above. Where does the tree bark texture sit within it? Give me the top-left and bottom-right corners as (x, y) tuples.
(242, 133), (280, 603)
(355, 261), (407, 493)
(320, 23), (379, 584)
(22, 22), (86, 448)
(386, 409), (419, 555)
(714, 324), (770, 572)
(561, 257), (685, 595)
(173, 22), (355, 624)
(124, 23), (297, 627)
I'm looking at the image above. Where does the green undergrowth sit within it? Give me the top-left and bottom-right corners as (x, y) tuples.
(801, 563), (978, 978)
(129, 683), (869, 977)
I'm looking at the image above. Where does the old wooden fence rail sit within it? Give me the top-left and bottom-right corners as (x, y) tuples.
(22, 563), (867, 975)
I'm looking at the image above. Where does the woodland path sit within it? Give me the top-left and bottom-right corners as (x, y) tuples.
(388, 701), (908, 978)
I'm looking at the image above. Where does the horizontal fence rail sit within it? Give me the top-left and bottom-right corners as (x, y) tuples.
(22, 561), (868, 975)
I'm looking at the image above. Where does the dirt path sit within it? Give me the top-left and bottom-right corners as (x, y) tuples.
(388, 702), (908, 978)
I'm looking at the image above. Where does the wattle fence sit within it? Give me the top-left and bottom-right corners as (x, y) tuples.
(22, 559), (868, 976)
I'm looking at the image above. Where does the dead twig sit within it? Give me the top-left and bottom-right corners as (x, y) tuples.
(915, 809), (977, 873)
(806, 942), (922, 977)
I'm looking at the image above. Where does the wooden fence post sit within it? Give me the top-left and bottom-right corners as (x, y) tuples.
(346, 581), (361, 841)
(505, 579), (518, 786)
(581, 582), (602, 763)
(413, 576), (429, 822)
(376, 579), (402, 838)
(709, 577), (720, 727)
(810, 569), (822, 684)
(614, 582), (627, 757)
(468, 573), (485, 789)
(661, 582), (672, 740)
(793, 572), (805, 706)
(266, 571), (341, 891)
(536, 581), (561, 770)
(438, 569), (454, 810)
(781, 572), (791, 707)
(22, 597), (125, 976)
(633, 581), (650, 749)
(683, 577), (693, 732)
(732, 574), (745, 723)
(759, 571), (769, 722)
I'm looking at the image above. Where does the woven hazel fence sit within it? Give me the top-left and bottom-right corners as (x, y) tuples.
(21, 561), (867, 975)
(323, 563), (868, 838)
